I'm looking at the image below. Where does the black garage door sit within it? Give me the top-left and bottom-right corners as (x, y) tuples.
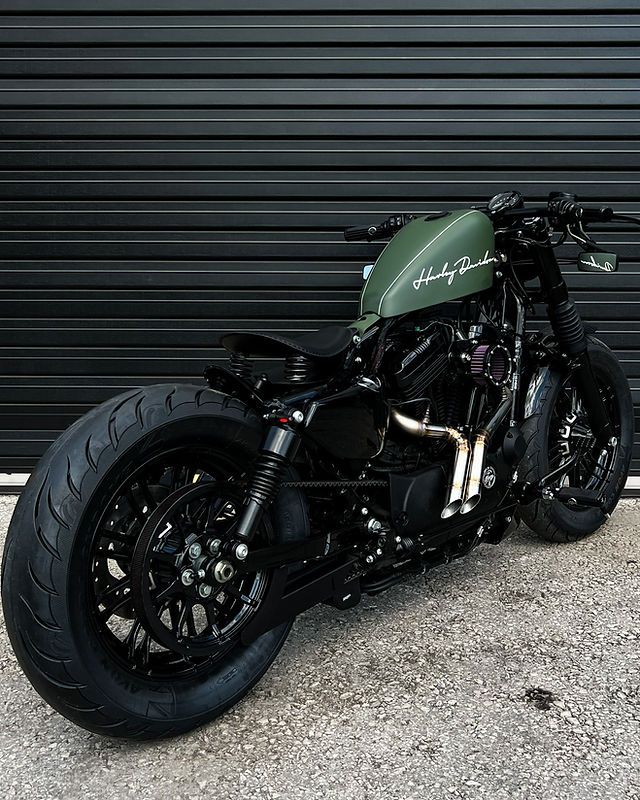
(0, 1), (638, 474)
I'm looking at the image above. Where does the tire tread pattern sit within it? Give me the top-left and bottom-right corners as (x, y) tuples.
(2, 383), (268, 739)
(519, 338), (632, 543)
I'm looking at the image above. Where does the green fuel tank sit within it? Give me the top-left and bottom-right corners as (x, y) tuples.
(359, 210), (497, 319)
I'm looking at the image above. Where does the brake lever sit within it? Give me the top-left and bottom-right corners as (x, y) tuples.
(566, 221), (604, 253)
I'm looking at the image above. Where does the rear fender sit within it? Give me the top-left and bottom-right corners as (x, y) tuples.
(204, 364), (259, 406)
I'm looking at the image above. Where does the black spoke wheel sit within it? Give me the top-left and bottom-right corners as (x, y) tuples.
(88, 450), (250, 678)
(547, 380), (619, 502)
(130, 482), (268, 660)
(2, 384), (308, 738)
(519, 337), (633, 542)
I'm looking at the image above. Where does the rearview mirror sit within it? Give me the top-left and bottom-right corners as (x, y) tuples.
(577, 252), (618, 273)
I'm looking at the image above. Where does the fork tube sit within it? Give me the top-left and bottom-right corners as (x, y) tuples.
(533, 243), (613, 446)
(510, 293), (526, 427)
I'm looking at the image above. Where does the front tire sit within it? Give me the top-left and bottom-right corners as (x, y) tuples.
(1, 384), (304, 739)
(519, 337), (633, 542)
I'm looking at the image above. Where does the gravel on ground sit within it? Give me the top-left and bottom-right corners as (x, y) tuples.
(1, 495), (639, 800)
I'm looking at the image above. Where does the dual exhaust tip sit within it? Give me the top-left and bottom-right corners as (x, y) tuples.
(443, 431), (486, 519)
(391, 402), (509, 520)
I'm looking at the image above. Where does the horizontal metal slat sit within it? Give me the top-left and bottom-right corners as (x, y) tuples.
(3, 47), (640, 78)
(4, 176), (640, 203)
(3, 109), (640, 140)
(2, 81), (640, 107)
(10, 1), (640, 12)
(1, 15), (639, 48)
(3, 142), (640, 170)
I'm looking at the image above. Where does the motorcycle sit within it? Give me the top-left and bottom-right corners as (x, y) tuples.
(1, 190), (634, 739)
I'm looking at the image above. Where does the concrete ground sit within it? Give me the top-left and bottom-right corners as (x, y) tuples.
(0, 495), (638, 800)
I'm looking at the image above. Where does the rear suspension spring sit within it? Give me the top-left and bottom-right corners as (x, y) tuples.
(236, 426), (301, 540)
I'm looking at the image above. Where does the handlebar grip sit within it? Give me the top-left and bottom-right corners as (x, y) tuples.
(548, 193), (582, 224)
(582, 206), (614, 222)
(344, 224), (377, 242)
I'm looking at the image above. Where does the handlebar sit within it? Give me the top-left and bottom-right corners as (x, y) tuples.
(500, 197), (615, 226)
(343, 193), (639, 244)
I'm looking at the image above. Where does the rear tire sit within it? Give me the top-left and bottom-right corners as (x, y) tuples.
(1, 384), (306, 739)
(519, 337), (633, 542)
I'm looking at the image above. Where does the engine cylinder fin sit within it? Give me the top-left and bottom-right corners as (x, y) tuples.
(392, 325), (452, 409)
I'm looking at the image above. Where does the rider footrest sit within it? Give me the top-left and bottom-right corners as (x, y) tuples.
(553, 487), (604, 508)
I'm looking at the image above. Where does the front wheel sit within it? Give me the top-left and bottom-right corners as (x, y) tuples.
(519, 336), (633, 542)
(1, 384), (306, 739)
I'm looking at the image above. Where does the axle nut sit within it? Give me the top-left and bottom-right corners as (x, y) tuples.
(213, 560), (235, 584)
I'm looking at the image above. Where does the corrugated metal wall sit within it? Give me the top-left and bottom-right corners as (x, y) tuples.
(0, 1), (638, 472)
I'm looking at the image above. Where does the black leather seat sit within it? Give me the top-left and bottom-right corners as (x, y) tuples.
(221, 325), (354, 359)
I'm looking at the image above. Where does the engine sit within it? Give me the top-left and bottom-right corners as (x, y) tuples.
(364, 316), (516, 553)
(389, 320), (513, 421)
(374, 316), (515, 488)
(391, 323), (452, 414)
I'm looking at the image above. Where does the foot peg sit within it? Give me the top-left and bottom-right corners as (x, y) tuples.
(515, 478), (605, 510)
(550, 487), (605, 509)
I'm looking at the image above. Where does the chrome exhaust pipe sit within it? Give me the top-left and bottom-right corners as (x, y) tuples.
(459, 432), (488, 515)
(391, 408), (470, 519)
(460, 393), (512, 515)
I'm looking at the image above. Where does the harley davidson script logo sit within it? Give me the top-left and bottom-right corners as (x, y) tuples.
(577, 253), (617, 273)
(412, 251), (498, 291)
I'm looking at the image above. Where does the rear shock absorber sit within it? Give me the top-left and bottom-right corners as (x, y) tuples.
(235, 426), (301, 541)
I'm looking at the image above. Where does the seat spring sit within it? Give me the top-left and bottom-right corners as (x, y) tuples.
(285, 353), (316, 383)
(229, 352), (253, 379)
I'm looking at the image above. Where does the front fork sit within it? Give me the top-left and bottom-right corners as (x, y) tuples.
(533, 244), (614, 447)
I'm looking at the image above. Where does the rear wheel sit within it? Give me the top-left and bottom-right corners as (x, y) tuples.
(519, 337), (633, 542)
(1, 384), (305, 739)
